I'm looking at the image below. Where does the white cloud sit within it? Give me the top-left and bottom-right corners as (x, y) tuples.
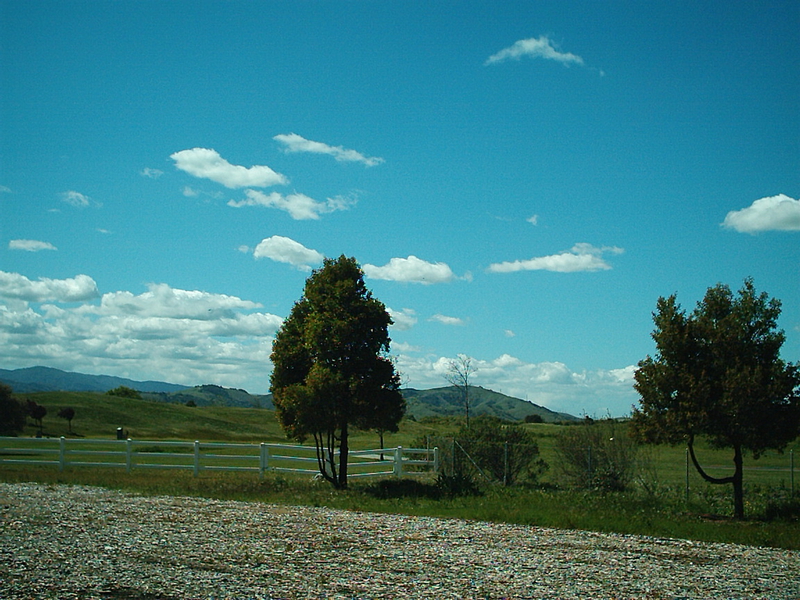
(170, 148), (288, 189)
(504, 329), (516, 338)
(394, 351), (638, 417)
(488, 243), (623, 273)
(140, 168), (163, 179)
(0, 278), (284, 391)
(9, 240), (57, 252)
(722, 194), (800, 233)
(485, 36), (585, 66)
(228, 189), (355, 220)
(527, 214), (539, 226)
(363, 256), (457, 284)
(61, 190), (93, 208)
(429, 314), (465, 326)
(0, 271), (99, 303)
(274, 133), (384, 167)
(0, 186), (12, 193)
(253, 236), (324, 271)
(388, 307), (418, 331)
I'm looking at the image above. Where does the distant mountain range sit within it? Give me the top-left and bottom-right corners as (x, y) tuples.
(1, 366), (577, 422)
(0, 366), (189, 394)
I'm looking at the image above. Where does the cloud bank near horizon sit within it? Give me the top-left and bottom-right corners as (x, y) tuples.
(0, 269), (637, 414)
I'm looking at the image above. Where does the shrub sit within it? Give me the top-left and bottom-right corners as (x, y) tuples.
(554, 419), (639, 491)
(456, 416), (548, 486)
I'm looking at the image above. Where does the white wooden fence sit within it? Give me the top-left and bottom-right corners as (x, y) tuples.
(0, 437), (439, 480)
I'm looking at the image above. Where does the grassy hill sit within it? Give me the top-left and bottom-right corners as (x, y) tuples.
(8, 391), (457, 449)
(145, 385), (274, 409)
(403, 386), (576, 423)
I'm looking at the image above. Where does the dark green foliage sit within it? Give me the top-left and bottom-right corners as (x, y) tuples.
(554, 420), (639, 491)
(106, 386), (142, 400)
(0, 383), (26, 436)
(525, 414), (544, 424)
(456, 415), (548, 486)
(57, 407), (76, 433)
(270, 256), (405, 489)
(632, 279), (800, 518)
(435, 472), (483, 497)
(26, 399), (47, 432)
(364, 478), (443, 500)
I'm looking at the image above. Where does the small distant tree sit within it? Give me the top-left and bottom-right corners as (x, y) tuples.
(445, 354), (476, 429)
(524, 413), (544, 424)
(106, 386), (142, 399)
(26, 399), (47, 433)
(271, 255), (405, 490)
(457, 415), (547, 486)
(0, 383), (26, 436)
(632, 279), (800, 518)
(58, 407), (76, 433)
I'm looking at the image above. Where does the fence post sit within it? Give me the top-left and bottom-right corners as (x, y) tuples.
(59, 436), (66, 472)
(393, 446), (403, 477)
(433, 447), (440, 474)
(193, 440), (201, 477)
(126, 438), (133, 473)
(260, 443), (270, 479)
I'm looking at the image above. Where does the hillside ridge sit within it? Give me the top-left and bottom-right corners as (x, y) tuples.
(1, 366), (576, 422)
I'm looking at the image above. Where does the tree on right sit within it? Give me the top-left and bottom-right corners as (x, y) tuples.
(632, 278), (800, 519)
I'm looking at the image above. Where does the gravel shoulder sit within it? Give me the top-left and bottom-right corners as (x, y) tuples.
(1, 482), (798, 599)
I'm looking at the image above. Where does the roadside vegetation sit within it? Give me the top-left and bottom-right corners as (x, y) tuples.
(1, 390), (798, 550)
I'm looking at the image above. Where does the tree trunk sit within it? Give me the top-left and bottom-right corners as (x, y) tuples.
(687, 436), (745, 518)
(732, 444), (744, 520)
(338, 421), (349, 490)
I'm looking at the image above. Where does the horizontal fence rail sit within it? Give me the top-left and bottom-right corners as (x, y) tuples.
(0, 437), (439, 480)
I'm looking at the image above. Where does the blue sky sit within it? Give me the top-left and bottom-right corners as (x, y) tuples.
(1, 1), (798, 417)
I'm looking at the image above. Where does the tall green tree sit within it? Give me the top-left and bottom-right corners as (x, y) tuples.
(632, 279), (800, 518)
(270, 255), (405, 489)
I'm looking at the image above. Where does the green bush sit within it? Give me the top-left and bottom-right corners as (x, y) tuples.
(554, 419), (639, 491)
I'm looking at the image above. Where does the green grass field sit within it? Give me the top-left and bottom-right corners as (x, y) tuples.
(2, 391), (798, 550)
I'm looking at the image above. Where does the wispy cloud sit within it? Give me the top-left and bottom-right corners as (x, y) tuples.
(488, 243), (623, 273)
(527, 214), (539, 226)
(363, 256), (457, 284)
(485, 35), (585, 67)
(274, 133), (384, 167)
(429, 314), (465, 326)
(722, 194), (800, 233)
(9, 240), (57, 252)
(170, 148), (288, 189)
(388, 307), (418, 331)
(61, 190), (95, 208)
(252, 236), (324, 271)
(228, 190), (355, 220)
(140, 167), (163, 179)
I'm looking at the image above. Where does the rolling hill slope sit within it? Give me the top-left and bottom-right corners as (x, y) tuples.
(2, 366), (576, 421)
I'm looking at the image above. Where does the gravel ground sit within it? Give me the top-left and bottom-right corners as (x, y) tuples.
(1, 483), (798, 599)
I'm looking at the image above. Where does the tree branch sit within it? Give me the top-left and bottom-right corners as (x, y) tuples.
(687, 435), (734, 485)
